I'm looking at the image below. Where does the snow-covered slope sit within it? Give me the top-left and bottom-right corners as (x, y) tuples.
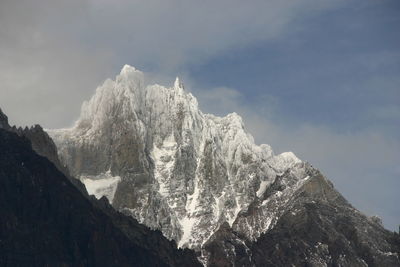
(49, 65), (308, 250)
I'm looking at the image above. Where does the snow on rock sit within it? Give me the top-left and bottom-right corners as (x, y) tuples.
(269, 151), (301, 173)
(152, 134), (177, 197)
(48, 64), (308, 253)
(256, 180), (269, 198)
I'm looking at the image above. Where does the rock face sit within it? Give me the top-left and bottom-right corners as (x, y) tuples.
(0, 124), (201, 266)
(48, 65), (400, 266)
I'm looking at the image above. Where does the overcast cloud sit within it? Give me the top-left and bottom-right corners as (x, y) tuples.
(0, 0), (398, 230)
(0, 0), (345, 127)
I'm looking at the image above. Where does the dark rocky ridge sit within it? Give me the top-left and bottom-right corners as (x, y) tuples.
(0, 109), (67, 173)
(0, 108), (86, 193)
(16, 124), (68, 174)
(0, 109), (201, 267)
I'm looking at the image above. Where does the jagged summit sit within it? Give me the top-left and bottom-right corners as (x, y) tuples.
(118, 64), (143, 82)
(48, 65), (300, 248)
(46, 65), (399, 266)
(121, 64), (137, 73)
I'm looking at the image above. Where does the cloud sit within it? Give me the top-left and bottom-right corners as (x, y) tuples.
(0, 0), (345, 127)
(83, 0), (344, 69)
(370, 105), (400, 121)
(0, 0), (113, 128)
(193, 86), (242, 116)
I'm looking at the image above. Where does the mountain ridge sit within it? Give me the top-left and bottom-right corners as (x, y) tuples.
(48, 65), (304, 248)
(47, 65), (400, 266)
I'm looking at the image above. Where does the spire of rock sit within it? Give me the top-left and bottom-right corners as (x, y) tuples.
(174, 77), (184, 90)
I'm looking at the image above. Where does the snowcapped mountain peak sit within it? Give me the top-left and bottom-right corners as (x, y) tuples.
(39, 64), (400, 266)
(116, 64), (144, 89)
(120, 64), (137, 74)
(48, 64), (310, 252)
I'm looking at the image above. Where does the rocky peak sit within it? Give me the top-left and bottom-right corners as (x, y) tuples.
(48, 65), (304, 250)
(47, 65), (399, 266)
(121, 64), (137, 73)
(117, 64), (144, 88)
(174, 77), (184, 90)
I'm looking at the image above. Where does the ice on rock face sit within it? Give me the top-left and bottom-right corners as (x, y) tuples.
(48, 65), (308, 253)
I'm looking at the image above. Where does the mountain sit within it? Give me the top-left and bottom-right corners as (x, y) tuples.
(0, 108), (201, 267)
(48, 65), (400, 266)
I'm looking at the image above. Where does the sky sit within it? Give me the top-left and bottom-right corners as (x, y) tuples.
(0, 0), (399, 230)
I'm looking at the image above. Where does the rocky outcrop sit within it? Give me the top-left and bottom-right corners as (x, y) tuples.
(0, 126), (201, 266)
